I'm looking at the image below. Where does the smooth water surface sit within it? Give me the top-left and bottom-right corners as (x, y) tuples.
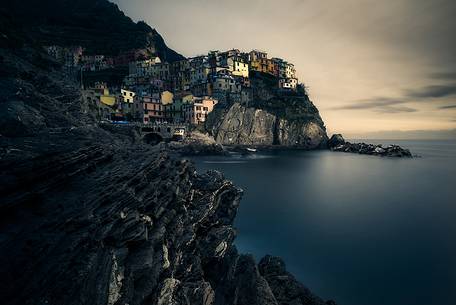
(190, 140), (456, 305)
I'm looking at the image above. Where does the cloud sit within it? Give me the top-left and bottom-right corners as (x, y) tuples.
(430, 72), (456, 81)
(374, 106), (418, 113)
(335, 84), (456, 113)
(333, 97), (405, 110)
(404, 85), (456, 99)
(332, 97), (411, 113)
(439, 104), (456, 109)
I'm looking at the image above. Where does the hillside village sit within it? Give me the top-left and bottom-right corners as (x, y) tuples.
(45, 46), (301, 127)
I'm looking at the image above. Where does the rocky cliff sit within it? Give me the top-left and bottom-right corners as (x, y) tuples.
(0, 22), (335, 305)
(206, 72), (328, 149)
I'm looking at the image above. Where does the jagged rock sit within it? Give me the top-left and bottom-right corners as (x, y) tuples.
(0, 100), (46, 137)
(230, 255), (279, 305)
(327, 134), (345, 148)
(0, 10), (337, 305)
(168, 131), (227, 156)
(207, 102), (327, 149)
(331, 141), (413, 157)
(205, 71), (328, 149)
(259, 255), (332, 305)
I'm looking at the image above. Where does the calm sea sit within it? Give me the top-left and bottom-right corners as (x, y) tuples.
(190, 140), (456, 305)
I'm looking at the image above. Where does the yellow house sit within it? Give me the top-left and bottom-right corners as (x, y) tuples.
(100, 94), (116, 106)
(95, 87), (116, 106)
(181, 94), (194, 104)
(161, 90), (174, 105)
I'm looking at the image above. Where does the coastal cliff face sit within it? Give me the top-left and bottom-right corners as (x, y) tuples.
(0, 29), (335, 305)
(208, 102), (327, 149)
(206, 73), (328, 149)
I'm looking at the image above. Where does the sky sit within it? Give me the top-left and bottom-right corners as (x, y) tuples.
(113, 0), (456, 138)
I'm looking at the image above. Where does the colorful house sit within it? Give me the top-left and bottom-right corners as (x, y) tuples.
(183, 97), (218, 125)
(142, 95), (166, 124)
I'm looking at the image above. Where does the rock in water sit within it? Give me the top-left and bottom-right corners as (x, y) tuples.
(328, 134), (346, 148)
(330, 141), (413, 157)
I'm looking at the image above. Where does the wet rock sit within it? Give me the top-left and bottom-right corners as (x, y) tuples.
(331, 141), (413, 157)
(327, 134), (345, 148)
(259, 255), (334, 305)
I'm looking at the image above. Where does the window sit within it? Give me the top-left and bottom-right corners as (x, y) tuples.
(203, 107), (208, 111)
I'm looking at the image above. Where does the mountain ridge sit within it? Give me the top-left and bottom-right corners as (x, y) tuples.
(0, 0), (184, 61)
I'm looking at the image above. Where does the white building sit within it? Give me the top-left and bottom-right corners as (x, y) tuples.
(121, 89), (136, 103)
(129, 57), (162, 76)
(227, 57), (249, 78)
(279, 78), (298, 90)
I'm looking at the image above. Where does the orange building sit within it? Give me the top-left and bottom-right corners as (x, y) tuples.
(249, 50), (276, 75)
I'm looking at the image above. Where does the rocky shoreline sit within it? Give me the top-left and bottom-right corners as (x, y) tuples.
(171, 132), (413, 158)
(0, 42), (336, 305)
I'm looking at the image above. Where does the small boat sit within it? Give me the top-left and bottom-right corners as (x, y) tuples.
(246, 148), (257, 153)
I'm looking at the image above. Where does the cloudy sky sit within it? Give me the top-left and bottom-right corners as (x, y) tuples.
(113, 0), (456, 138)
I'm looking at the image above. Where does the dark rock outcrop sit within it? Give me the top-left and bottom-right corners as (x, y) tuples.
(168, 131), (227, 156)
(0, 31), (335, 305)
(259, 256), (336, 305)
(206, 72), (328, 149)
(328, 135), (413, 157)
(327, 134), (346, 148)
(330, 141), (413, 157)
(0, 0), (185, 61)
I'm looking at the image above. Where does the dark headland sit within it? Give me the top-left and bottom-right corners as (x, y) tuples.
(0, 1), (411, 304)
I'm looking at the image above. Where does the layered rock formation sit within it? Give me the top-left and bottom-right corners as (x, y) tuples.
(0, 22), (335, 305)
(206, 73), (328, 149)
